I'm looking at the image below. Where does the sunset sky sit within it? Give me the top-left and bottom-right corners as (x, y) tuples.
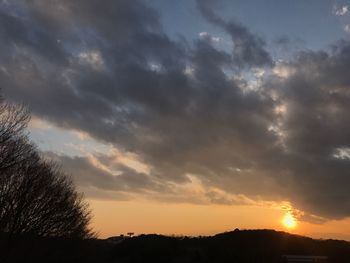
(2, 0), (350, 239)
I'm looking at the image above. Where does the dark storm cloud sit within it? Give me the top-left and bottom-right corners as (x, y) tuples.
(0, 6), (68, 66)
(196, 0), (273, 68)
(261, 46), (350, 219)
(2, 0), (350, 221)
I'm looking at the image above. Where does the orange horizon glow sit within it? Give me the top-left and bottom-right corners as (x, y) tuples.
(87, 199), (350, 241)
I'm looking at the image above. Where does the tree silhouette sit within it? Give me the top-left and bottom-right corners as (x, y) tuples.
(0, 98), (94, 239)
(0, 156), (94, 238)
(0, 102), (34, 173)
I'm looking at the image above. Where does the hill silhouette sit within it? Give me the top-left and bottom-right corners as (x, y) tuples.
(2, 229), (350, 262)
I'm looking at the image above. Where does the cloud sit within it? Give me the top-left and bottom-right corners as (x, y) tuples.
(46, 152), (163, 194)
(334, 5), (349, 16)
(345, 24), (350, 33)
(272, 62), (296, 79)
(46, 151), (267, 206)
(333, 147), (350, 160)
(195, 0), (273, 68)
(198, 32), (221, 43)
(77, 50), (105, 71)
(262, 45), (350, 219)
(2, 0), (350, 222)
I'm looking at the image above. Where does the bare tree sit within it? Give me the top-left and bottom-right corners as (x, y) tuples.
(0, 98), (94, 239)
(0, 156), (94, 238)
(0, 102), (34, 172)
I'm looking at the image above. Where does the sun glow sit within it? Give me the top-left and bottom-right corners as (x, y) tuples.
(282, 212), (297, 229)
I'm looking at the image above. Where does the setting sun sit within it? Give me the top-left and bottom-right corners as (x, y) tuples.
(282, 212), (297, 229)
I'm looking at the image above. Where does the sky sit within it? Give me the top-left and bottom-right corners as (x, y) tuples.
(2, 0), (350, 239)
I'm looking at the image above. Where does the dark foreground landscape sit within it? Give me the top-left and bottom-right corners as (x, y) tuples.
(2, 229), (350, 262)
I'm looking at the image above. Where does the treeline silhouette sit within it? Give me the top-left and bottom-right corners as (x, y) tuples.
(0, 96), (94, 261)
(2, 229), (350, 262)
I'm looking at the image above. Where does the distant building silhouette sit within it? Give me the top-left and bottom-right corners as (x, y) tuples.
(106, 235), (126, 244)
(282, 255), (328, 262)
